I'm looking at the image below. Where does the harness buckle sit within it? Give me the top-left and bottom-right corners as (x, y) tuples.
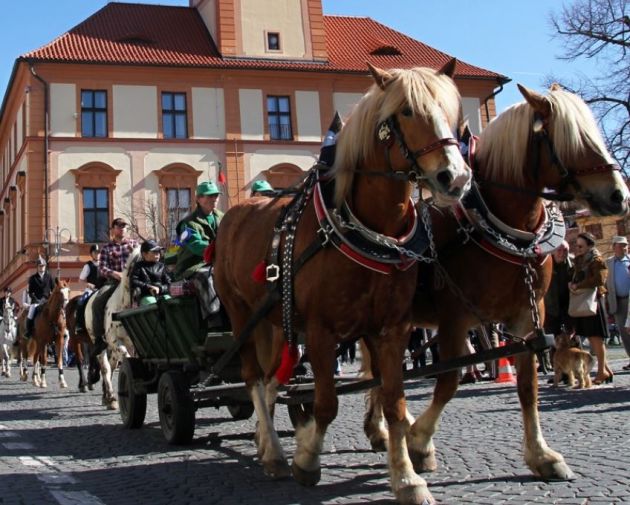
(265, 264), (280, 282)
(317, 226), (331, 246)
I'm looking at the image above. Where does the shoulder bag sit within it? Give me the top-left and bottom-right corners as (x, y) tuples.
(568, 288), (598, 317)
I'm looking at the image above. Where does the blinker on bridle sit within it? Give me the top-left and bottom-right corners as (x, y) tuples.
(354, 114), (459, 184)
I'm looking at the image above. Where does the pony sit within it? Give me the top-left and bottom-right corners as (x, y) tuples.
(0, 297), (17, 377)
(360, 84), (629, 486)
(27, 279), (71, 388)
(84, 247), (140, 409)
(214, 61), (470, 505)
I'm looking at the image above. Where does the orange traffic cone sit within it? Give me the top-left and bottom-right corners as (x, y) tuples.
(495, 342), (517, 384)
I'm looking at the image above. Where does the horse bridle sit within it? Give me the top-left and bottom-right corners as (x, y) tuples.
(354, 114), (460, 185)
(479, 113), (620, 202)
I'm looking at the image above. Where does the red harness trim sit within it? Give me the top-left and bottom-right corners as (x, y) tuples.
(313, 183), (417, 274)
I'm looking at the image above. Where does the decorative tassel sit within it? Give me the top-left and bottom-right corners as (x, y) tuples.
(203, 241), (215, 264)
(275, 342), (299, 385)
(251, 260), (267, 283)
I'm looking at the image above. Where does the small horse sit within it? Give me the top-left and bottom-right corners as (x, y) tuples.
(214, 61), (470, 505)
(27, 280), (71, 388)
(0, 298), (17, 377)
(84, 247), (140, 409)
(361, 84), (629, 485)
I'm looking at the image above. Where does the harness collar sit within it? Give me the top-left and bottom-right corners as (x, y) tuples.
(314, 168), (429, 274)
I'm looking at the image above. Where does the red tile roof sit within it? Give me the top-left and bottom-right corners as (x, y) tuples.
(21, 3), (506, 81)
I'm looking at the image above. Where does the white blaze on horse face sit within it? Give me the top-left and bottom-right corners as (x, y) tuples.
(426, 106), (470, 206)
(61, 288), (70, 308)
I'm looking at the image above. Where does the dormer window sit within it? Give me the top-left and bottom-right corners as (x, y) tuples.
(370, 45), (402, 56)
(267, 32), (280, 51)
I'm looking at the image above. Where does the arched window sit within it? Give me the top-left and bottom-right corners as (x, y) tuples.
(71, 163), (121, 243)
(263, 163), (305, 189)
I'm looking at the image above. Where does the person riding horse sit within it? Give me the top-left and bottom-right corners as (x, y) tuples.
(75, 244), (106, 332)
(25, 257), (56, 338)
(90, 218), (139, 353)
(0, 286), (19, 313)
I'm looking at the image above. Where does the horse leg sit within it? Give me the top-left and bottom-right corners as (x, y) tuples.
(407, 321), (468, 474)
(99, 349), (117, 410)
(515, 350), (575, 480)
(56, 335), (67, 389)
(4, 345), (11, 378)
(39, 346), (48, 388)
(291, 326), (338, 487)
(75, 341), (88, 393)
(371, 326), (434, 505)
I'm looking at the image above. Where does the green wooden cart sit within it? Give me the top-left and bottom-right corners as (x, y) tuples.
(113, 296), (254, 445)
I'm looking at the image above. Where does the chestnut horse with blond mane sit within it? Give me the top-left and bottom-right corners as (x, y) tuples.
(214, 60), (470, 505)
(360, 84), (629, 486)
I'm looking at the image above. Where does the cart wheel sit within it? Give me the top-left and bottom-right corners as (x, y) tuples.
(118, 358), (147, 429)
(287, 402), (313, 428)
(157, 371), (195, 445)
(227, 402), (255, 420)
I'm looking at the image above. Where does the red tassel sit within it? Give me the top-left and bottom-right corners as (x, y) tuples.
(275, 342), (299, 385)
(203, 241), (215, 264)
(251, 260), (267, 283)
(218, 171), (227, 184)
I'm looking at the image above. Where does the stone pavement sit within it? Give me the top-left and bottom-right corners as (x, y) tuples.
(0, 350), (628, 505)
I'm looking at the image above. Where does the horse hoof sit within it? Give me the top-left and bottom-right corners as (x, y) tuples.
(291, 461), (321, 487)
(107, 399), (119, 411)
(60, 379), (68, 389)
(368, 435), (388, 452)
(88, 383), (94, 391)
(395, 485), (435, 505)
(409, 450), (438, 473)
(537, 461), (576, 481)
(80, 385), (88, 393)
(263, 459), (291, 480)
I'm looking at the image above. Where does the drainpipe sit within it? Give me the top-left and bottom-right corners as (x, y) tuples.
(482, 77), (510, 125)
(29, 63), (50, 247)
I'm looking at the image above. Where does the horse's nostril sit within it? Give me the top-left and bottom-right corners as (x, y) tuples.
(611, 189), (624, 204)
(436, 170), (452, 190)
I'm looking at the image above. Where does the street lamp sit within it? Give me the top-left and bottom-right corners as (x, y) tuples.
(43, 226), (73, 278)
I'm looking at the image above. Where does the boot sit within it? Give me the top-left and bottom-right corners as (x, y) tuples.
(25, 317), (34, 338)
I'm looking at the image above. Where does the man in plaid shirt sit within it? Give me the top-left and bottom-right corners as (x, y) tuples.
(91, 218), (139, 351)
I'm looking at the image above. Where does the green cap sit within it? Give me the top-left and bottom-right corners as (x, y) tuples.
(251, 180), (273, 193)
(196, 181), (221, 196)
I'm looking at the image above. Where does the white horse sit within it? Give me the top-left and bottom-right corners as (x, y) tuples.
(85, 247), (140, 410)
(0, 298), (17, 377)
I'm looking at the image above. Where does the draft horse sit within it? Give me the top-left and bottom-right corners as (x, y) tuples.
(214, 60), (470, 505)
(361, 84), (629, 484)
(27, 279), (71, 388)
(84, 248), (140, 409)
(0, 297), (17, 377)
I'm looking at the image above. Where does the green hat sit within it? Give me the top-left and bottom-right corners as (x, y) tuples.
(196, 181), (221, 196)
(251, 180), (273, 193)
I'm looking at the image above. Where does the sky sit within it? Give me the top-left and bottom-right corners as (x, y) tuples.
(0, 0), (595, 114)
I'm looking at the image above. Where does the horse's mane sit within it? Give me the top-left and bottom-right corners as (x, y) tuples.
(119, 247), (141, 306)
(476, 87), (612, 186)
(332, 66), (461, 206)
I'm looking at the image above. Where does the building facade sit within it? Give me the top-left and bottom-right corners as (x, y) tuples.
(0, 0), (507, 297)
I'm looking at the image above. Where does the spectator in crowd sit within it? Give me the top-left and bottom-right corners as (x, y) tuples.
(250, 179), (275, 197)
(606, 235), (630, 371)
(570, 232), (613, 384)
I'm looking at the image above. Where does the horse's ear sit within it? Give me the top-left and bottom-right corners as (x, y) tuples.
(517, 83), (552, 119)
(459, 121), (472, 143)
(549, 82), (562, 92)
(438, 58), (457, 78)
(367, 62), (392, 90)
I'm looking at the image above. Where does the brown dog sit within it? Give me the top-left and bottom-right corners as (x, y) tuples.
(553, 332), (594, 389)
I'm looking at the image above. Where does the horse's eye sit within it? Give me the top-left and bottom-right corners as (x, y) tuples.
(401, 106), (413, 117)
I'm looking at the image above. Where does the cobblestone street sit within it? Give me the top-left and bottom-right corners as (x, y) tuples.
(0, 349), (629, 505)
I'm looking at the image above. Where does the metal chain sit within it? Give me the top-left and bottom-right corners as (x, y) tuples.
(523, 260), (543, 331)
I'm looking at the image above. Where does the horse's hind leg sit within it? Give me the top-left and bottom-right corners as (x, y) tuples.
(56, 337), (67, 389)
(516, 350), (575, 480)
(99, 349), (117, 410)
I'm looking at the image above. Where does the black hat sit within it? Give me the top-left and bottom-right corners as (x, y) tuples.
(90, 244), (100, 253)
(141, 239), (162, 253)
(111, 217), (128, 228)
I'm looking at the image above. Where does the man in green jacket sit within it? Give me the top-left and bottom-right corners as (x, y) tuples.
(175, 181), (223, 279)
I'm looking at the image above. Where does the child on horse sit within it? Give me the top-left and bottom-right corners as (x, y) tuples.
(75, 244), (106, 332)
